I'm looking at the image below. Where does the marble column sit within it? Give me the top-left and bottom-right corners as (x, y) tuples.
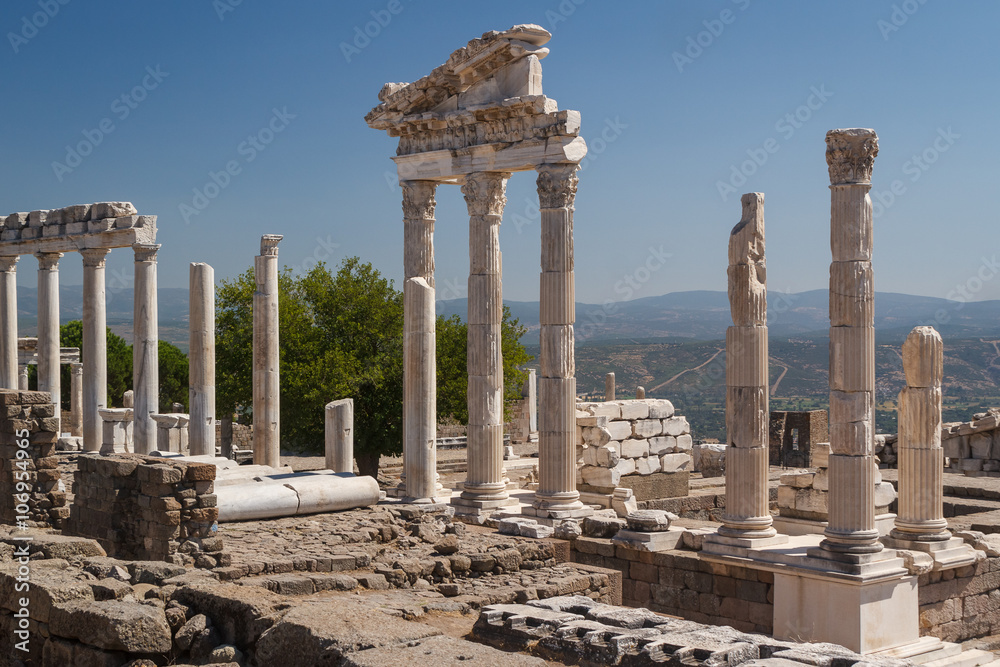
(81, 248), (110, 452)
(891, 327), (949, 541)
(533, 163), (586, 517)
(36, 252), (62, 430)
(605, 373), (615, 402)
(325, 398), (354, 474)
(133, 243), (160, 454)
(401, 181), (439, 502)
(18, 366), (28, 390)
(69, 362), (83, 437)
(253, 235), (281, 468)
(0, 256), (19, 390)
(460, 171), (512, 509)
(821, 129), (881, 556)
(719, 193), (776, 541)
(189, 262), (216, 457)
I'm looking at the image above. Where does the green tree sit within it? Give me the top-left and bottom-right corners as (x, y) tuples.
(59, 320), (132, 407)
(158, 341), (189, 412)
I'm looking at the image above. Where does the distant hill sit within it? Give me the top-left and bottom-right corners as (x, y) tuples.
(15, 285), (191, 325)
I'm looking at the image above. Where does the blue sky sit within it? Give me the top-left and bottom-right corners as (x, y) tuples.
(2, 1), (997, 308)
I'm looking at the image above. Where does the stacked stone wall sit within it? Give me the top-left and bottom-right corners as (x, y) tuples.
(65, 454), (224, 567)
(918, 555), (1000, 642)
(943, 409), (1000, 476)
(0, 389), (67, 528)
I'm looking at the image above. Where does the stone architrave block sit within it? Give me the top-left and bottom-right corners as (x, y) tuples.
(659, 453), (690, 473)
(663, 417), (689, 437)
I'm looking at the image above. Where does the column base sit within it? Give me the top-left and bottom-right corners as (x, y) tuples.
(881, 535), (979, 571)
(612, 527), (686, 552)
(703, 531), (789, 554)
(524, 501), (593, 521)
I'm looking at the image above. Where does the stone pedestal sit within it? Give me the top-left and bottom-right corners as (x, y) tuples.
(0, 256), (18, 390)
(69, 362), (83, 437)
(152, 413), (190, 454)
(36, 252), (62, 433)
(189, 262), (216, 456)
(325, 398), (354, 474)
(253, 235), (281, 468)
(99, 407), (133, 455)
(82, 248), (110, 452)
(531, 163), (589, 519)
(133, 243), (160, 454)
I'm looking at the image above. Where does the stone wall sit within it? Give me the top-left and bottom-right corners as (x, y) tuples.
(216, 420), (252, 451)
(65, 454), (224, 567)
(0, 389), (67, 528)
(943, 408), (1000, 476)
(768, 409), (828, 467)
(918, 555), (1000, 642)
(576, 399), (692, 501)
(571, 537), (774, 635)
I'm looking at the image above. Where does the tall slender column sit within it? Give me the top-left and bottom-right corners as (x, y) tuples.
(133, 243), (160, 454)
(605, 373), (615, 402)
(253, 235), (281, 468)
(81, 248), (111, 452)
(401, 181), (439, 501)
(713, 193), (778, 544)
(0, 256), (19, 390)
(892, 327), (949, 541)
(533, 163), (586, 516)
(189, 262), (216, 456)
(460, 171), (511, 508)
(325, 398), (354, 474)
(821, 129), (881, 556)
(36, 252), (62, 430)
(69, 362), (83, 437)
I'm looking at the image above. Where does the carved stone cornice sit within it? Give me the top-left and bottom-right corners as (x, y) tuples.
(80, 248), (110, 269)
(132, 243), (161, 263)
(0, 255), (19, 273)
(401, 181), (437, 221)
(260, 235), (283, 256)
(536, 164), (579, 209)
(35, 252), (63, 271)
(462, 172), (509, 217)
(826, 129), (879, 185)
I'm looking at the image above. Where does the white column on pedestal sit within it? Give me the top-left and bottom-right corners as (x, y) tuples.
(720, 193), (775, 540)
(36, 252), (62, 430)
(821, 128), (882, 556)
(189, 262), (216, 456)
(892, 326), (949, 541)
(0, 256), (20, 390)
(81, 248), (111, 452)
(325, 398), (354, 473)
(253, 236), (282, 468)
(461, 171), (511, 507)
(69, 362), (83, 437)
(401, 180), (439, 501)
(133, 243), (160, 455)
(533, 163), (585, 515)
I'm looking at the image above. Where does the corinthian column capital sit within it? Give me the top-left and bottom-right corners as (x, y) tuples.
(133, 243), (161, 263)
(536, 163), (579, 209)
(80, 248), (110, 269)
(0, 256), (19, 273)
(35, 252), (63, 271)
(826, 128), (879, 185)
(401, 181), (437, 220)
(461, 172), (509, 217)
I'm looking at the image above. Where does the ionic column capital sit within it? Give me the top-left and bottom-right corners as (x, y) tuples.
(0, 255), (19, 273)
(133, 243), (161, 263)
(35, 252), (63, 271)
(401, 181), (437, 220)
(80, 247), (111, 268)
(462, 172), (510, 217)
(260, 234), (282, 256)
(536, 163), (579, 209)
(826, 128), (879, 185)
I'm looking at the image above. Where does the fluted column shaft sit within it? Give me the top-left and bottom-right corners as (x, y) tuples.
(189, 262), (216, 456)
(721, 193), (775, 539)
(253, 235), (282, 467)
(69, 362), (83, 437)
(822, 128), (882, 555)
(461, 172), (510, 504)
(82, 248), (110, 452)
(133, 243), (160, 454)
(0, 256), (20, 390)
(892, 327), (949, 540)
(533, 163), (584, 513)
(36, 252), (62, 430)
(401, 181), (439, 501)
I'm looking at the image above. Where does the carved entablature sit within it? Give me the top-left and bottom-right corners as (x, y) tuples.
(366, 25), (585, 172)
(826, 129), (879, 185)
(0, 202), (157, 256)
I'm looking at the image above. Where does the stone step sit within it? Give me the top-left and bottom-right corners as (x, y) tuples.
(923, 649), (998, 667)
